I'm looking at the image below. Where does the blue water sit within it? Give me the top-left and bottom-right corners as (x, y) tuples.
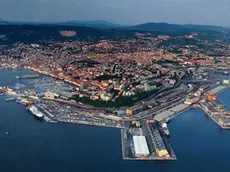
(1, 69), (230, 172)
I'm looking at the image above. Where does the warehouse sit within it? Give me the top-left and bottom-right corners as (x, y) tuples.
(133, 136), (150, 157)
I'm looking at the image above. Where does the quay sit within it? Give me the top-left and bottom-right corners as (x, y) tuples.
(154, 103), (190, 121)
(209, 85), (229, 94)
(121, 120), (176, 160)
(194, 85), (230, 129)
(38, 106), (58, 123)
(57, 118), (124, 129)
(197, 100), (230, 129)
(154, 85), (230, 123)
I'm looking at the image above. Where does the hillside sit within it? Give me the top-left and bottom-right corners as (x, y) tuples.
(0, 24), (137, 44)
(129, 22), (226, 35)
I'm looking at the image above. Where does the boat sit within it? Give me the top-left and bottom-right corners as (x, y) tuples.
(28, 105), (44, 119)
(162, 123), (170, 136)
(6, 91), (17, 95)
(224, 71), (229, 76)
(5, 98), (16, 102)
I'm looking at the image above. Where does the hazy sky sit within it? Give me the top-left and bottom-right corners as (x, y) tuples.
(0, 0), (230, 26)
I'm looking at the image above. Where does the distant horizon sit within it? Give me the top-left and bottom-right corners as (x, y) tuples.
(1, 0), (230, 27)
(0, 18), (229, 28)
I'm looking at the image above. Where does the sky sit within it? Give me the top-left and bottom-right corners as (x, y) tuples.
(0, 0), (230, 26)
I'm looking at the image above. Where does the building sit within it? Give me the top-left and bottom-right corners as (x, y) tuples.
(126, 106), (144, 116)
(206, 92), (217, 101)
(44, 92), (59, 99)
(133, 136), (150, 157)
(184, 97), (200, 105)
(148, 123), (169, 158)
(222, 80), (230, 85)
(90, 94), (100, 100)
(100, 91), (113, 101)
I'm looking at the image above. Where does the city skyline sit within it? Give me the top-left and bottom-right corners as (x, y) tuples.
(0, 0), (230, 26)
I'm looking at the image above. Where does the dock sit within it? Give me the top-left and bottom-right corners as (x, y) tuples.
(121, 120), (176, 160)
(197, 100), (230, 129)
(193, 85), (230, 129)
(57, 117), (124, 129)
(154, 103), (191, 121)
(37, 106), (58, 123)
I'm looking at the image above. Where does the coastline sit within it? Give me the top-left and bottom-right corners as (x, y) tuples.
(1, 66), (230, 161)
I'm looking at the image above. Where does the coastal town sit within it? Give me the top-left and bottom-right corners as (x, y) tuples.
(0, 29), (230, 160)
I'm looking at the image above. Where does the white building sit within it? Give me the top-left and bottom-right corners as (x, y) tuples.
(133, 136), (150, 157)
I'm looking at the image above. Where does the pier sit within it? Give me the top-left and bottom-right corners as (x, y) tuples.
(194, 85), (230, 129)
(197, 100), (230, 129)
(121, 120), (176, 160)
(57, 117), (124, 129)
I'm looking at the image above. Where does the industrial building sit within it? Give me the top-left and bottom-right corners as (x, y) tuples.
(148, 123), (169, 158)
(184, 97), (200, 105)
(222, 80), (230, 85)
(206, 92), (217, 101)
(126, 105), (144, 116)
(133, 136), (150, 157)
(44, 91), (59, 99)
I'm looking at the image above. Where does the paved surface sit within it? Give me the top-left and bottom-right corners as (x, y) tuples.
(209, 85), (227, 94)
(154, 103), (190, 121)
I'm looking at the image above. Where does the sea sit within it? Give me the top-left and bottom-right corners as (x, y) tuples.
(0, 68), (230, 172)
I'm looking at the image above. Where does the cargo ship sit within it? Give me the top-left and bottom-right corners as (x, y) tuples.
(162, 123), (170, 136)
(28, 105), (44, 119)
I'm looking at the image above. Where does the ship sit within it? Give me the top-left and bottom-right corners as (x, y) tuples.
(5, 98), (16, 102)
(28, 105), (44, 119)
(162, 123), (170, 136)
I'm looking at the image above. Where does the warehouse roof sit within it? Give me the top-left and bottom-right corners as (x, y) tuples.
(133, 136), (150, 156)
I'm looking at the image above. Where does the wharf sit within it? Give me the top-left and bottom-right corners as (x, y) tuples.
(209, 85), (229, 94)
(121, 121), (176, 161)
(57, 118), (124, 129)
(194, 85), (230, 129)
(38, 106), (58, 123)
(197, 101), (230, 129)
(154, 85), (229, 122)
(154, 103), (191, 121)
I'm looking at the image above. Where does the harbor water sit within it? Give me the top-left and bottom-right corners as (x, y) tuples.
(1, 68), (230, 172)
